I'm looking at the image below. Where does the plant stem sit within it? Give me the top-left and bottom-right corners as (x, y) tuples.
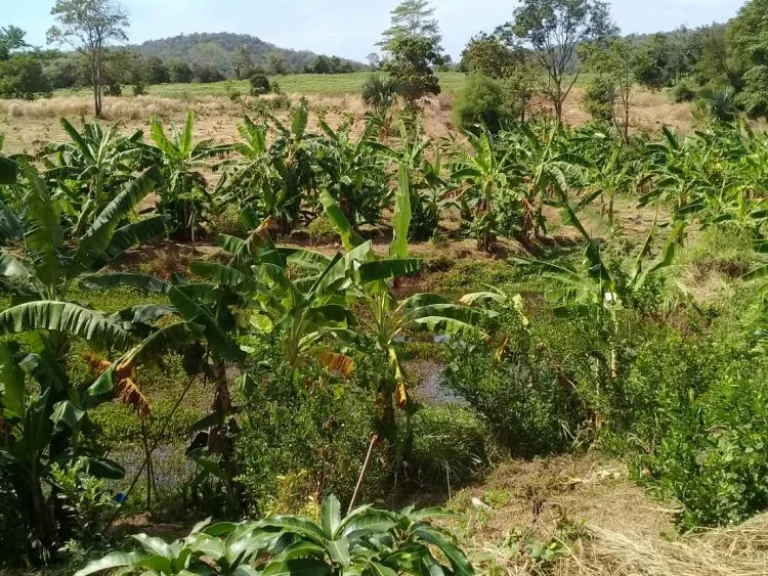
(105, 374), (199, 530)
(348, 433), (377, 515)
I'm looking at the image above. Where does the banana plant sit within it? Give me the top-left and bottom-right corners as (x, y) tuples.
(641, 128), (716, 232)
(314, 116), (391, 228)
(75, 494), (474, 576)
(0, 142), (22, 243)
(515, 200), (684, 380)
(505, 123), (592, 242)
(151, 111), (230, 242)
(579, 140), (635, 226)
(0, 164), (167, 303)
(83, 265), (249, 515)
(41, 119), (151, 235)
(452, 129), (516, 252)
(0, 332), (134, 563)
(219, 105), (316, 234)
(322, 165), (488, 434)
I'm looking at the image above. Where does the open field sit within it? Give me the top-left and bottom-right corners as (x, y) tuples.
(53, 71), (468, 99)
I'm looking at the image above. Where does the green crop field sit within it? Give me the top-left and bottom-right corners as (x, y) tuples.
(53, 72), (467, 99)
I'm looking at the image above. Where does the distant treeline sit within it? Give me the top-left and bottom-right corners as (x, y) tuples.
(0, 31), (365, 99)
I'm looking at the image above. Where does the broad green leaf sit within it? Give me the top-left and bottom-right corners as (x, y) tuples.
(102, 215), (169, 262)
(339, 511), (395, 540)
(71, 167), (162, 277)
(80, 273), (170, 294)
(22, 163), (63, 290)
(0, 301), (131, 350)
(0, 343), (25, 420)
(263, 559), (331, 576)
(322, 494), (342, 538)
(168, 287), (244, 363)
(389, 164), (412, 259)
(357, 259), (421, 284)
(412, 528), (474, 576)
(326, 539), (350, 567)
(51, 400), (84, 430)
(132, 533), (175, 559)
(260, 516), (326, 540)
(320, 191), (365, 251)
(74, 551), (146, 576)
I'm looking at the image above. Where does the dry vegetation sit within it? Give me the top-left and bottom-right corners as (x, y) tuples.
(449, 456), (768, 576)
(0, 87), (694, 155)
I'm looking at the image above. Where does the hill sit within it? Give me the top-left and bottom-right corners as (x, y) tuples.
(132, 32), (363, 76)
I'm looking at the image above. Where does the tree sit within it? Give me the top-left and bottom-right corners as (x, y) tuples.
(498, 0), (616, 123)
(366, 52), (382, 69)
(379, 0), (441, 51)
(266, 51), (287, 75)
(582, 38), (642, 139)
(728, 0), (768, 118)
(233, 44), (253, 79)
(460, 33), (539, 121)
(145, 55), (170, 84)
(461, 33), (516, 79)
(633, 33), (674, 90)
(0, 25), (29, 61)
(168, 59), (193, 83)
(47, 0), (129, 118)
(0, 55), (51, 99)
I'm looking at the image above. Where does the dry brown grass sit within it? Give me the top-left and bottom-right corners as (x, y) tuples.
(447, 454), (768, 576)
(0, 87), (694, 156)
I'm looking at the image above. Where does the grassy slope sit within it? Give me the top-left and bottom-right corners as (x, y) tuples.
(54, 72), (467, 99)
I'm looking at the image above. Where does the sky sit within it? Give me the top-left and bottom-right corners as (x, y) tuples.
(7, 0), (748, 61)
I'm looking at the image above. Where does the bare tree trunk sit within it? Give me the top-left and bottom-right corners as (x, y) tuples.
(93, 50), (103, 118)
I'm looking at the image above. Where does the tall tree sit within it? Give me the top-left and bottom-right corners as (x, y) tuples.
(498, 0), (616, 123)
(379, 0), (441, 51)
(47, 0), (129, 118)
(233, 44), (253, 79)
(0, 25), (29, 61)
(380, 0), (443, 107)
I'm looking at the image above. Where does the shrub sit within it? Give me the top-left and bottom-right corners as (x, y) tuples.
(452, 74), (509, 132)
(407, 406), (498, 489)
(306, 215), (337, 245)
(444, 307), (587, 457)
(672, 78), (698, 103)
(581, 76), (616, 123)
(639, 358), (768, 529)
(0, 55), (52, 99)
(249, 74), (271, 96)
(236, 370), (388, 516)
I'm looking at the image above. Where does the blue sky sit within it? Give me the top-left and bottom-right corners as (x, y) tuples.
(8, 0), (747, 61)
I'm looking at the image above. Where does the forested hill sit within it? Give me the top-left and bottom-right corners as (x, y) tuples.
(131, 32), (362, 75)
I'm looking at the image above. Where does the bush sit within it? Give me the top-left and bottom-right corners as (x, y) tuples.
(407, 406), (498, 488)
(452, 74), (509, 132)
(249, 74), (271, 96)
(672, 78), (698, 103)
(581, 76), (616, 123)
(444, 306), (587, 457)
(0, 55), (52, 99)
(236, 370), (388, 516)
(306, 215), (337, 245)
(639, 358), (768, 529)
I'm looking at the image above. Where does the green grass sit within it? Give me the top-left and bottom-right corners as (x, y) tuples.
(54, 72), (467, 99)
